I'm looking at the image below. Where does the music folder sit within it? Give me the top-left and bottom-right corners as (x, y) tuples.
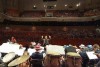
(86, 51), (98, 60)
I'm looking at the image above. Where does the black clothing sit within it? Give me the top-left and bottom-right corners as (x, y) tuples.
(31, 52), (43, 67)
(79, 51), (89, 67)
(43, 39), (50, 47)
(65, 46), (76, 53)
(31, 52), (43, 59)
(96, 61), (100, 67)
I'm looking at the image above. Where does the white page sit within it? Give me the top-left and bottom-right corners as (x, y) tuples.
(86, 51), (98, 59)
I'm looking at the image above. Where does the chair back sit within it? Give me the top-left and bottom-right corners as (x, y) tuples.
(30, 59), (43, 67)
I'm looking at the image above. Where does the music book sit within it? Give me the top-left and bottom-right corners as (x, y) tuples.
(86, 51), (98, 59)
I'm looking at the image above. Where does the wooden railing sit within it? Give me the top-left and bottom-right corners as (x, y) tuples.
(0, 12), (99, 22)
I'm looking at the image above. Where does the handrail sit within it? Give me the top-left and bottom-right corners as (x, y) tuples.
(0, 12), (100, 22)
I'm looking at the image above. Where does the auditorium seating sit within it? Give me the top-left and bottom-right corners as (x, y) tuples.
(53, 10), (82, 17)
(5, 9), (100, 17)
(20, 11), (45, 17)
(84, 9), (100, 16)
(6, 8), (19, 17)
(0, 26), (100, 46)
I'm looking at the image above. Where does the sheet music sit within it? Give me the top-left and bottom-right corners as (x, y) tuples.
(86, 51), (98, 59)
(46, 45), (65, 55)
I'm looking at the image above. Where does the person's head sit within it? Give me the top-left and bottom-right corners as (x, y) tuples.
(87, 45), (93, 49)
(11, 36), (14, 39)
(73, 45), (78, 49)
(34, 45), (42, 51)
(45, 36), (48, 39)
(93, 44), (100, 51)
(31, 42), (36, 46)
(79, 44), (85, 49)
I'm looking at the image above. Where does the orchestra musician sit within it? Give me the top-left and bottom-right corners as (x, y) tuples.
(79, 44), (89, 67)
(11, 36), (17, 43)
(93, 44), (100, 67)
(30, 42), (36, 48)
(30, 45), (44, 67)
(93, 44), (100, 53)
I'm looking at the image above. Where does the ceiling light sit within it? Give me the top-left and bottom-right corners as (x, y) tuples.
(54, 4), (56, 7)
(65, 4), (67, 7)
(33, 5), (36, 7)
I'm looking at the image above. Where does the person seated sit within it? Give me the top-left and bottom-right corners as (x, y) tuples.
(91, 44), (100, 66)
(79, 44), (89, 67)
(93, 44), (100, 53)
(30, 42), (36, 48)
(11, 36), (17, 43)
(30, 45), (44, 67)
(87, 45), (93, 51)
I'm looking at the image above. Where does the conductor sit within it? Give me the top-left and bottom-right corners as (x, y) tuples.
(41, 35), (51, 47)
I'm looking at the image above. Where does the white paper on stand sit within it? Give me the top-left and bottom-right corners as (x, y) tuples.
(86, 51), (98, 60)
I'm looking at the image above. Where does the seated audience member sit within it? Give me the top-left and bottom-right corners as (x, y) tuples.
(30, 45), (44, 67)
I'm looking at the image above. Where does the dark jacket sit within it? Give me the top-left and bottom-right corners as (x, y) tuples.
(31, 52), (43, 67)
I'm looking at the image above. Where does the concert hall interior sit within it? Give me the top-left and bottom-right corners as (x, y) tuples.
(0, 0), (100, 67)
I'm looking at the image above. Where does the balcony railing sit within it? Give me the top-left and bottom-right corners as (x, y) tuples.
(1, 13), (100, 22)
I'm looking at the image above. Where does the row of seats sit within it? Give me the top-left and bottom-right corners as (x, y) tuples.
(2, 28), (100, 38)
(0, 31), (100, 46)
(5, 9), (100, 17)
